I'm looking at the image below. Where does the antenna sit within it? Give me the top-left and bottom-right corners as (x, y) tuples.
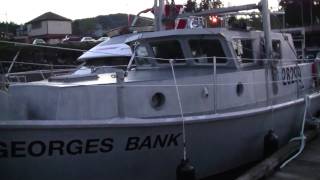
(5, 12), (8, 38)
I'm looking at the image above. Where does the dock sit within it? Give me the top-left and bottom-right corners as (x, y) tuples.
(236, 128), (320, 180)
(267, 132), (320, 180)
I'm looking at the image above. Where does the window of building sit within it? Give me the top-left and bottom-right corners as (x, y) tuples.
(150, 40), (185, 64)
(31, 22), (42, 29)
(189, 39), (227, 64)
(233, 39), (254, 63)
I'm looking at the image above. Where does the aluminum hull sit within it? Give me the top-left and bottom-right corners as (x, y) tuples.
(1, 93), (319, 180)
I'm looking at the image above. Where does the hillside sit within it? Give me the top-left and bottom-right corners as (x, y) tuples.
(72, 13), (153, 37)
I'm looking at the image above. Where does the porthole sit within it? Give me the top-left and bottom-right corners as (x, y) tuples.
(151, 93), (166, 110)
(236, 82), (244, 96)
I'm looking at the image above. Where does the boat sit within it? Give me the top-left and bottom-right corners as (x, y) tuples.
(1, 0), (320, 179)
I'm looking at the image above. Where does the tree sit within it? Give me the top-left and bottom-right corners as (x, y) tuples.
(0, 22), (19, 38)
(199, 0), (222, 11)
(279, 0), (320, 27)
(212, 0), (222, 8)
(199, 0), (210, 11)
(185, 0), (197, 13)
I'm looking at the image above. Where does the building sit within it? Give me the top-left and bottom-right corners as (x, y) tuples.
(278, 0), (320, 58)
(26, 12), (72, 44)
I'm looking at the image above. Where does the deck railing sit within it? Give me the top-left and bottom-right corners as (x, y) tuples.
(0, 56), (319, 118)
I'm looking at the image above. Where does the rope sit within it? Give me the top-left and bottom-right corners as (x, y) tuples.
(170, 59), (187, 161)
(280, 95), (310, 169)
(0, 40), (87, 52)
(0, 61), (78, 68)
(0, 40), (131, 57)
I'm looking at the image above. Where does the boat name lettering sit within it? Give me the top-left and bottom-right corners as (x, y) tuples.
(0, 138), (114, 158)
(281, 66), (302, 86)
(125, 133), (182, 151)
(0, 133), (181, 158)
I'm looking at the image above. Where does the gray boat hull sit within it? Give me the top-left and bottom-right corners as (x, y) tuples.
(0, 91), (9, 120)
(1, 93), (319, 180)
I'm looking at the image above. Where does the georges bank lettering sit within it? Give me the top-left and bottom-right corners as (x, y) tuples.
(0, 133), (182, 158)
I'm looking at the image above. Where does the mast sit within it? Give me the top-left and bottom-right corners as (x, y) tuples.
(260, 0), (273, 106)
(154, 0), (165, 31)
(261, 0), (272, 59)
(154, 0), (159, 31)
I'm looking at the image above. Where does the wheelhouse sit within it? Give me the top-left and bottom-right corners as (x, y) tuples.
(126, 28), (296, 71)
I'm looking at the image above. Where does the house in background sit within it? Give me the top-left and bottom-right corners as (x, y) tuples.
(26, 12), (72, 44)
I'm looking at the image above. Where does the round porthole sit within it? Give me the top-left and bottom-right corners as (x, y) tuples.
(151, 93), (166, 110)
(236, 82), (244, 96)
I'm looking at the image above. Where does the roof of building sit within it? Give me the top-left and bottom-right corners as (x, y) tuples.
(26, 12), (71, 24)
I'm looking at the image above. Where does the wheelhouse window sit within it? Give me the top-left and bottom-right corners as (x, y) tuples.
(272, 40), (282, 60)
(85, 57), (130, 67)
(189, 39), (227, 64)
(135, 45), (151, 66)
(233, 39), (254, 63)
(150, 40), (185, 64)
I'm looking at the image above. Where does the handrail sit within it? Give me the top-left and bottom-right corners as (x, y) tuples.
(0, 56), (318, 91)
(132, 55), (317, 63)
(5, 68), (76, 83)
(213, 57), (217, 114)
(7, 50), (20, 74)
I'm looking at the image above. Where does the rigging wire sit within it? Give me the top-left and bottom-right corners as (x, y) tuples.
(0, 40), (133, 57)
(0, 40), (87, 52)
(170, 59), (188, 161)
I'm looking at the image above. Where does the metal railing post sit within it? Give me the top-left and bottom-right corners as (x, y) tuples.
(265, 60), (270, 106)
(213, 56), (217, 114)
(295, 62), (300, 98)
(7, 50), (21, 74)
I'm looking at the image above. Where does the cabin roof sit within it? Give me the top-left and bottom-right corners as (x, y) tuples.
(26, 12), (71, 24)
(124, 28), (266, 43)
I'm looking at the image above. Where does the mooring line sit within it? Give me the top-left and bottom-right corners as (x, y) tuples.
(170, 59), (187, 161)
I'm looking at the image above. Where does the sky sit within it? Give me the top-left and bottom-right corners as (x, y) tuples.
(0, 0), (279, 24)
